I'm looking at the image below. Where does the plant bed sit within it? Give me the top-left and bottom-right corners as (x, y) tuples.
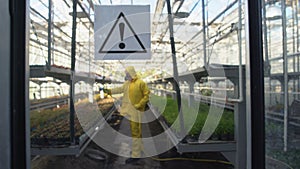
(268, 104), (284, 113)
(150, 95), (234, 141)
(146, 113), (234, 169)
(30, 95), (115, 147)
(30, 95), (68, 105)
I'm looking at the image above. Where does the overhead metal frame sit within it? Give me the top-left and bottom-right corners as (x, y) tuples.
(28, 0), (248, 80)
(29, 0), (249, 82)
(160, 0), (240, 67)
(29, 0), (96, 72)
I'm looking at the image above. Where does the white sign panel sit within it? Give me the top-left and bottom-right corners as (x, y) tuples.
(94, 5), (151, 60)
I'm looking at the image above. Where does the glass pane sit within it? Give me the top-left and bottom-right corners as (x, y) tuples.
(263, 0), (300, 168)
(29, 0), (246, 168)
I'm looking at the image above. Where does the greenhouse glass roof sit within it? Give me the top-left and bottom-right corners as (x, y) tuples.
(29, 0), (296, 82)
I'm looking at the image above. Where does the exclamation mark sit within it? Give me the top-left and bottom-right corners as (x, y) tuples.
(119, 23), (125, 49)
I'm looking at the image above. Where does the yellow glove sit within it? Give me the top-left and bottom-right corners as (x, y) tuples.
(134, 104), (140, 109)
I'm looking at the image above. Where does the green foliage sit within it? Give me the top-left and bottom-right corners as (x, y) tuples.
(213, 111), (234, 139)
(200, 89), (213, 96)
(151, 95), (234, 140)
(269, 104), (284, 112)
(265, 120), (283, 138)
(149, 94), (168, 113)
(103, 89), (111, 95)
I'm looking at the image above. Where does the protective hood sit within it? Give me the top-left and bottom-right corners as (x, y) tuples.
(125, 66), (137, 78)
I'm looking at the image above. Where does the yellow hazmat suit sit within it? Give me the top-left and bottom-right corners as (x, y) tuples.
(111, 66), (150, 158)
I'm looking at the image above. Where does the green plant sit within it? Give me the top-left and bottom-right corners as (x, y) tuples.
(151, 95), (234, 140)
(200, 89), (213, 96)
(265, 121), (283, 138)
(269, 104), (284, 112)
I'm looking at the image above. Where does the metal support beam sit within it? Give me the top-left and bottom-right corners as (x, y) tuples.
(234, 76), (246, 169)
(166, 0), (185, 140)
(202, 0), (207, 67)
(177, 142), (236, 153)
(47, 0), (52, 69)
(296, 0), (300, 100)
(155, 1), (185, 49)
(207, 0), (238, 26)
(245, 0), (265, 168)
(31, 146), (80, 156)
(77, 0), (94, 26)
(281, 0), (289, 152)
(10, 0), (30, 168)
(70, 0), (78, 144)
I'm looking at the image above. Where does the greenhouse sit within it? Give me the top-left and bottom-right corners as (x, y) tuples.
(0, 0), (300, 169)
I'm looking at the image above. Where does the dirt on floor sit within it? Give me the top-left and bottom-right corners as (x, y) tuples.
(31, 113), (234, 169)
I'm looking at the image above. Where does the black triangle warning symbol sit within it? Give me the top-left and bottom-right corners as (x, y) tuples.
(98, 12), (147, 54)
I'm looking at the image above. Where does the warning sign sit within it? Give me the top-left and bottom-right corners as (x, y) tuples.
(94, 5), (151, 60)
(98, 12), (147, 54)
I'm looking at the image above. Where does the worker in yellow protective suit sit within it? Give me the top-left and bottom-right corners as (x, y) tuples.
(111, 66), (150, 164)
